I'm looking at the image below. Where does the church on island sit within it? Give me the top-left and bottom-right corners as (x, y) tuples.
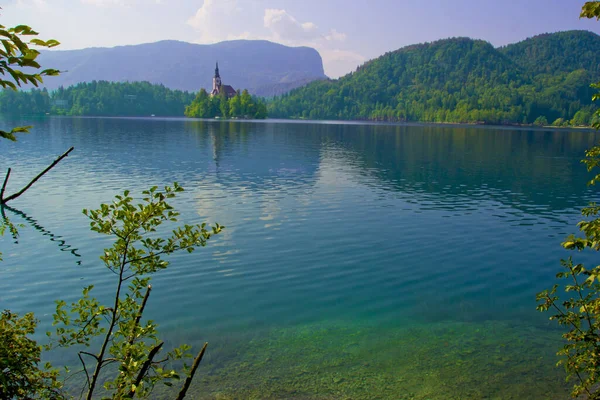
(210, 62), (237, 98)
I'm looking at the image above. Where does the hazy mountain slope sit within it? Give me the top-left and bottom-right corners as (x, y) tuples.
(269, 31), (599, 125)
(253, 77), (327, 98)
(37, 40), (327, 95)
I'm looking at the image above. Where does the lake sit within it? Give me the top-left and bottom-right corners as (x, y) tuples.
(1, 116), (599, 399)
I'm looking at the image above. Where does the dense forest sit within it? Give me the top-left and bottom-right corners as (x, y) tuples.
(184, 88), (268, 119)
(268, 31), (600, 126)
(0, 81), (195, 116)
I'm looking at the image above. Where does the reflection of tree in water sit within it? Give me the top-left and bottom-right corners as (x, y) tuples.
(316, 124), (600, 216)
(1, 204), (81, 265)
(187, 120), (322, 192)
(182, 121), (600, 217)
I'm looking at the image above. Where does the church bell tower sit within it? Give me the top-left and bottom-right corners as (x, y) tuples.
(212, 62), (221, 94)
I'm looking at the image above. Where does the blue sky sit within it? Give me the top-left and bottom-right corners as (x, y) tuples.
(4, 0), (600, 78)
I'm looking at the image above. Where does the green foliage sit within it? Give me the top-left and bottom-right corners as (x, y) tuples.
(553, 117), (568, 127)
(0, 81), (195, 117)
(0, 22), (59, 140)
(0, 310), (63, 399)
(582, 1), (600, 19)
(534, 115), (549, 126)
(572, 109), (593, 126)
(536, 146), (600, 399)
(535, 6), (600, 399)
(268, 33), (599, 125)
(185, 89), (267, 119)
(46, 183), (223, 398)
(501, 30), (600, 76)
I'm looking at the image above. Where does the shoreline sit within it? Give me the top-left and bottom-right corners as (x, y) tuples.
(2, 113), (598, 132)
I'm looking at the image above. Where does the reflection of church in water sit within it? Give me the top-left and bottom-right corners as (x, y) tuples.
(210, 62), (237, 98)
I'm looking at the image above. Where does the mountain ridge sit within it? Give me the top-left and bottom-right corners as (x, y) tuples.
(36, 39), (327, 97)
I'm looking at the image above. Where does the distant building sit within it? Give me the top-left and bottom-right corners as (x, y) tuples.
(210, 62), (237, 98)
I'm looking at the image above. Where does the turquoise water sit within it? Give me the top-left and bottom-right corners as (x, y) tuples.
(1, 117), (600, 398)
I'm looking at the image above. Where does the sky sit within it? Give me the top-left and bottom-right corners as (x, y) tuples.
(4, 0), (600, 78)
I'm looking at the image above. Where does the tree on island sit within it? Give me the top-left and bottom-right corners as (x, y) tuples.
(185, 88), (267, 119)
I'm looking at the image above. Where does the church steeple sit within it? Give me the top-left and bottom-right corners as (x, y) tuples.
(210, 60), (235, 98)
(212, 61), (222, 95)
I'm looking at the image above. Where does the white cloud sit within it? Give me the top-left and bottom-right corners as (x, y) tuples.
(263, 9), (319, 43)
(81, 0), (126, 5)
(261, 9), (362, 77)
(187, 0), (249, 43)
(325, 29), (347, 42)
(186, 3), (363, 77)
(80, 0), (161, 6)
(320, 49), (366, 77)
(14, 0), (48, 10)
(263, 8), (346, 46)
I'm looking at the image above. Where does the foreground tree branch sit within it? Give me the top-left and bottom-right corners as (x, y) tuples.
(0, 168), (10, 201)
(1, 146), (74, 204)
(175, 342), (209, 400)
(49, 184), (223, 399)
(128, 342), (164, 398)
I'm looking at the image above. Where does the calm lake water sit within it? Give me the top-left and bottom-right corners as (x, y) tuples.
(1, 116), (600, 399)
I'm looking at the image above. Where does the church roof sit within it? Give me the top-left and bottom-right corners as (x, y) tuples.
(221, 85), (237, 97)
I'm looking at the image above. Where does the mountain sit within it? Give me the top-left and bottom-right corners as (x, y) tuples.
(36, 40), (327, 97)
(269, 30), (600, 126)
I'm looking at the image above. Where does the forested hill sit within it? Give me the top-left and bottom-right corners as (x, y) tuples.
(500, 30), (600, 76)
(268, 30), (600, 126)
(0, 81), (195, 117)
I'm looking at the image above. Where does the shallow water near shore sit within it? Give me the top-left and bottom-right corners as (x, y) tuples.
(1, 116), (599, 398)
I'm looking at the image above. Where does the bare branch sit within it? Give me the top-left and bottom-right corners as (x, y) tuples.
(175, 342), (208, 400)
(86, 238), (130, 400)
(1, 146), (74, 203)
(0, 168), (10, 201)
(128, 342), (164, 398)
(77, 352), (91, 397)
(80, 351), (99, 361)
(131, 285), (152, 344)
(115, 285), (153, 394)
(100, 358), (119, 367)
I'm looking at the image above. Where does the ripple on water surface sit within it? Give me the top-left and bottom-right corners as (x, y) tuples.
(1, 117), (599, 398)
